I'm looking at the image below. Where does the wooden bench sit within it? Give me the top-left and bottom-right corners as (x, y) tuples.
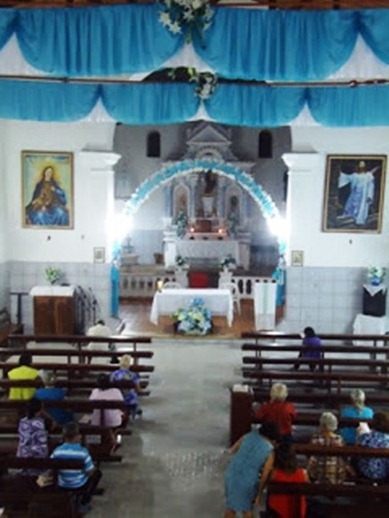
(0, 457), (101, 518)
(7, 333), (152, 355)
(242, 331), (389, 348)
(229, 388), (389, 445)
(0, 308), (24, 346)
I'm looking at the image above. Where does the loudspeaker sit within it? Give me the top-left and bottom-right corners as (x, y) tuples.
(363, 287), (387, 317)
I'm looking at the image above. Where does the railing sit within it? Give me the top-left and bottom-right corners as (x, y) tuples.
(119, 272), (275, 299)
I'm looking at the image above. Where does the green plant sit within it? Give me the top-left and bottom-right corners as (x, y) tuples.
(45, 267), (62, 285)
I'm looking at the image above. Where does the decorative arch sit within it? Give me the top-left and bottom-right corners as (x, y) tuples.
(124, 159), (286, 254)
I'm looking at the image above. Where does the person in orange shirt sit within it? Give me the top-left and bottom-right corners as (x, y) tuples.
(254, 383), (296, 442)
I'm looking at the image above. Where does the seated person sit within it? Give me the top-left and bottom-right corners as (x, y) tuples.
(89, 374), (125, 449)
(51, 421), (102, 514)
(110, 355), (142, 420)
(17, 398), (48, 470)
(294, 326), (322, 371)
(356, 411), (389, 482)
(8, 352), (40, 400)
(307, 412), (350, 484)
(339, 389), (374, 445)
(86, 319), (113, 363)
(254, 383), (296, 442)
(35, 370), (74, 429)
(267, 442), (308, 518)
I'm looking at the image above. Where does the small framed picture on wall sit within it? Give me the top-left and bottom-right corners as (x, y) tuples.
(93, 247), (105, 264)
(291, 250), (304, 267)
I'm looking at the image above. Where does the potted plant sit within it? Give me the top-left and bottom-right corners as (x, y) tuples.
(219, 254), (236, 272)
(172, 298), (213, 335)
(45, 267), (62, 286)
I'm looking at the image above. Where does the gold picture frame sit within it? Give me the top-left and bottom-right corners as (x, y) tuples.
(22, 150), (74, 229)
(323, 155), (386, 233)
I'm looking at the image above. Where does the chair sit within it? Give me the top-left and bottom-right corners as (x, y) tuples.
(162, 281), (182, 289)
(220, 282), (241, 315)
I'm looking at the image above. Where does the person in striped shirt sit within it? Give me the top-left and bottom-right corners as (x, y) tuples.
(51, 421), (102, 513)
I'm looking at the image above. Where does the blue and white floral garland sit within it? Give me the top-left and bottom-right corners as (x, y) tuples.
(124, 159), (285, 254)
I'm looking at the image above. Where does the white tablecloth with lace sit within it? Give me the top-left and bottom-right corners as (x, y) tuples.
(150, 288), (234, 327)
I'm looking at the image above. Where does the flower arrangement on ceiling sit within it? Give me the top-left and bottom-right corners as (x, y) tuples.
(172, 297), (213, 335)
(367, 266), (385, 286)
(159, 0), (214, 44)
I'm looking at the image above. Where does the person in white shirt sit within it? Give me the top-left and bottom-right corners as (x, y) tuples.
(86, 320), (112, 362)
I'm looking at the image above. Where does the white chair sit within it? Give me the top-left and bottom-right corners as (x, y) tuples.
(220, 282), (241, 315)
(162, 281), (182, 289)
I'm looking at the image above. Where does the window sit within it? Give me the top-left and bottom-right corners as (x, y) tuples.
(147, 131), (161, 158)
(258, 130), (272, 159)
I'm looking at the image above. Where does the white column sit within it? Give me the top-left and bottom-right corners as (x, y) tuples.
(282, 153), (321, 267)
(77, 151), (121, 263)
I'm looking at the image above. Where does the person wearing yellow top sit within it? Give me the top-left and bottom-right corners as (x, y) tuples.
(8, 353), (40, 400)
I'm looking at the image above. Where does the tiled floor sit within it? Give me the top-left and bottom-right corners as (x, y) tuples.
(89, 338), (244, 518)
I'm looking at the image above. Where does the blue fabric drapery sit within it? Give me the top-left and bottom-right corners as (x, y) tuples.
(206, 84), (307, 127)
(0, 7), (387, 80)
(16, 4), (181, 76)
(196, 8), (358, 81)
(101, 82), (200, 125)
(0, 80), (99, 121)
(1, 79), (389, 127)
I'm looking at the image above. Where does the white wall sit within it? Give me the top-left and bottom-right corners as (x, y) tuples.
(2, 120), (116, 262)
(288, 126), (389, 268)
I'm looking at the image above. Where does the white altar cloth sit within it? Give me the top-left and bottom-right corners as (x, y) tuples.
(176, 239), (239, 262)
(30, 286), (75, 297)
(150, 288), (234, 327)
(254, 280), (277, 330)
(353, 313), (389, 346)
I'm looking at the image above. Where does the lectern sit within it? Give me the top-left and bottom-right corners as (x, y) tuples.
(30, 286), (76, 336)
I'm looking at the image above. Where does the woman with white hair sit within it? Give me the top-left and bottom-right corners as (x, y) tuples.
(307, 412), (349, 484)
(254, 383), (296, 441)
(340, 389), (374, 445)
(110, 355), (141, 420)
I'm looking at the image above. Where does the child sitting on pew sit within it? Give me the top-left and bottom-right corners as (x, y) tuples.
(51, 421), (102, 514)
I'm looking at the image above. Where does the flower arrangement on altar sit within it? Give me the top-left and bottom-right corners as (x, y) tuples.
(159, 0), (214, 43)
(45, 267), (62, 285)
(175, 255), (188, 269)
(172, 297), (212, 335)
(219, 254), (237, 271)
(367, 266), (385, 286)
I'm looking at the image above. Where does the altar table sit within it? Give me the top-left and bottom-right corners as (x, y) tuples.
(150, 288), (234, 327)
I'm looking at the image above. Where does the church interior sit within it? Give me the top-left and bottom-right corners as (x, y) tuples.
(1, 0), (389, 517)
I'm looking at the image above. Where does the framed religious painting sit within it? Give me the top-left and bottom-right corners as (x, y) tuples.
(22, 150), (74, 229)
(322, 155), (387, 233)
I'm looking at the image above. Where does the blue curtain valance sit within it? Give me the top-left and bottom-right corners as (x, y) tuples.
(0, 7), (388, 81)
(17, 5), (182, 76)
(0, 78), (388, 127)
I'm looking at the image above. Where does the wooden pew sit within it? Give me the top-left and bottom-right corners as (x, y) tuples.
(229, 388), (389, 445)
(242, 331), (389, 348)
(0, 457), (98, 518)
(0, 308), (24, 346)
(0, 398), (132, 462)
(7, 334), (152, 354)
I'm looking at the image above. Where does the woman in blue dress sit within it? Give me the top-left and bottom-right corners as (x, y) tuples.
(224, 422), (280, 518)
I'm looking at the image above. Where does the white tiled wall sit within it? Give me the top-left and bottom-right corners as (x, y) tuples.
(279, 267), (368, 334)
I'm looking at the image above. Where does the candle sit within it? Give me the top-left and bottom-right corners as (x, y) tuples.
(157, 280), (163, 292)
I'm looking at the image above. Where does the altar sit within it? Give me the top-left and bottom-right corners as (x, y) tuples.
(177, 238), (239, 262)
(150, 288), (234, 327)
